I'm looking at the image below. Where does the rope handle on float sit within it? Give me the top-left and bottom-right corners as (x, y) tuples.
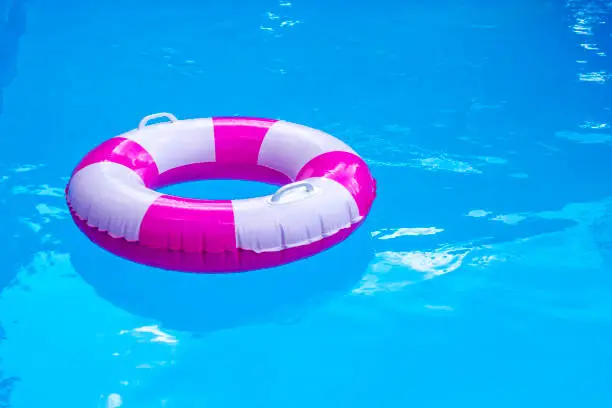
(138, 112), (179, 130)
(270, 181), (315, 204)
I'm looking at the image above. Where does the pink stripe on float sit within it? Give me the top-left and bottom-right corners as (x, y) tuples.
(139, 196), (236, 253)
(71, 137), (159, 186)
(295, 151), (377, 217)
(152, 162), (291, 189)
(213, 117), (277, 165)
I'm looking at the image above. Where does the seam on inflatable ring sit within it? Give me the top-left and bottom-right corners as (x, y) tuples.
(246, 215), (364, 254)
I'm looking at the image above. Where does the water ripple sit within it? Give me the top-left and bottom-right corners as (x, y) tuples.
(353, 244), (474, 295)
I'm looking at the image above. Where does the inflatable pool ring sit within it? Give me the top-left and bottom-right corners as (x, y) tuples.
(66, 112), (377, 272)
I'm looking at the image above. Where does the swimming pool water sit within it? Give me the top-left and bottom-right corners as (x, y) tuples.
(1, 0), (612, 407)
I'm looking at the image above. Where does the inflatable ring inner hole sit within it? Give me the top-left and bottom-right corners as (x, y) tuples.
(150, 157), (293, 191)
(154, 164), (286, 201)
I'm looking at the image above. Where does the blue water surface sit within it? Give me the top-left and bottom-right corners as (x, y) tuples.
(1, 0), (612, 407)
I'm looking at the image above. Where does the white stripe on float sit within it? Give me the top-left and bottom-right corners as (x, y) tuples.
(122, 118), (216, 174)
(257, 121), (357, 181)
(67, 162), (161, 241)
(232, 177), (361, 252)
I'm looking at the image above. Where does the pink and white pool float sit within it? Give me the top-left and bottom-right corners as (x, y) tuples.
(66, 112), (377, 272)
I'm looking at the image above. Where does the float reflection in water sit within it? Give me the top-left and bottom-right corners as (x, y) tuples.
(68, 215), (373, 333)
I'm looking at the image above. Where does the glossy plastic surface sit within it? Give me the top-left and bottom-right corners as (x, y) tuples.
(66, 113), (377, 271)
